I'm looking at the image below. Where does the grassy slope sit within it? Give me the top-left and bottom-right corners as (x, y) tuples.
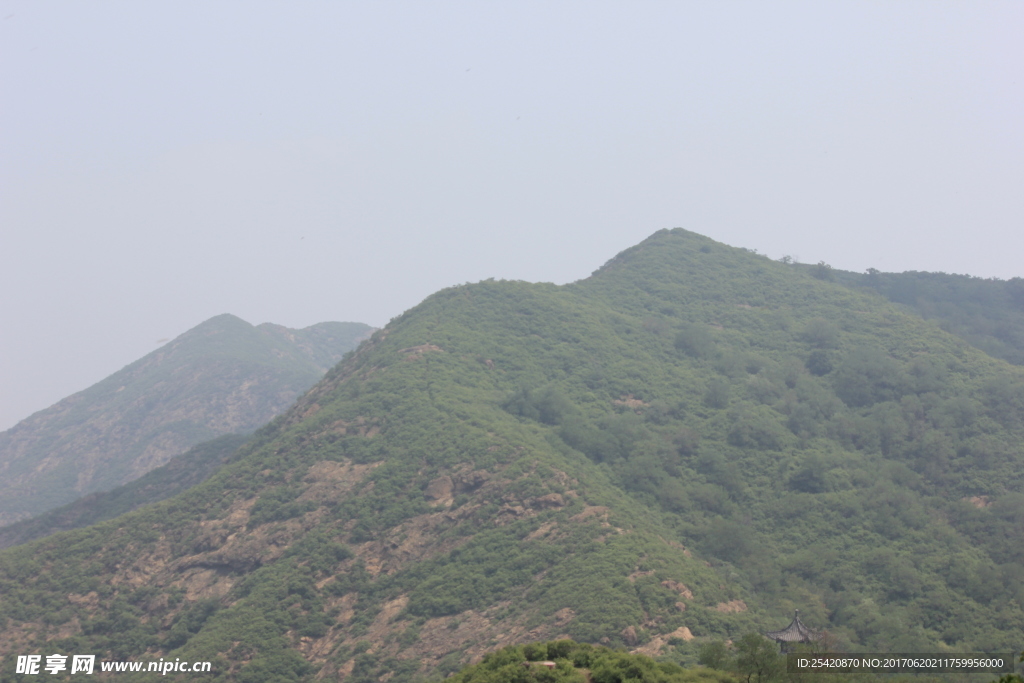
(0, 230), (1022, 682)
(0, 315), (372, 523)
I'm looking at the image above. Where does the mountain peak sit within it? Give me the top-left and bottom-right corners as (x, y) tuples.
(0, 315), (372, 524)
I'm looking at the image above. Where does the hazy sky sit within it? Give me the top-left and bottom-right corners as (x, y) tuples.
(2, 2), (1022, 431)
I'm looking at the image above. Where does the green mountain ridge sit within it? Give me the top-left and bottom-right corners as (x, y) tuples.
(0, 315), (373, 524)
(824, 266), (1024, 367)
(1, 230), (1021, 682)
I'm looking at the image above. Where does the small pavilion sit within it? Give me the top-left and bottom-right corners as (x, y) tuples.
(765, 610), (821, 651)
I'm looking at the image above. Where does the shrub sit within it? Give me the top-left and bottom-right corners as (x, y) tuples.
(675, 324), (717, 359)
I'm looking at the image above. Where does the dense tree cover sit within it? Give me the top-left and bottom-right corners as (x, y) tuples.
(448, 638), (990, 683)
(450, 640), (736, 683)
(1, 230), (1022, 681)
(826, 267), (1024, 367)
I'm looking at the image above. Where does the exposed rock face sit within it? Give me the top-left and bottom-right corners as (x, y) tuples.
(714, 600), (748, 613)
(631, 626), (694, 657)
(661, 579), (694, 600)
(533, 493), (565, 509)
(425, 476), (455, 505)
(0, 315), (372, 524)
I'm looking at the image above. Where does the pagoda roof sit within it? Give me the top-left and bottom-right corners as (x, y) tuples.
(765, 610), (820, 643)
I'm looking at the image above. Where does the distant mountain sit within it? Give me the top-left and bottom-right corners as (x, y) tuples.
(825, 267), (1024, 366)
(1, 231), (1022, 682)
(0, 315), (372, 524)
(0, 434), (249, 549)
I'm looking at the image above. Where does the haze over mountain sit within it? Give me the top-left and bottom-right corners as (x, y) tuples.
(0, 315), (372, 525)
(0, 434), (249, 551)
(4, 3), (1020, 445)
(1, 230), (1021, 682)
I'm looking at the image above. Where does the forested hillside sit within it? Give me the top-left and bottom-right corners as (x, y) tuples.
(0, 315), (372, 524)
(1, 230), (1021, 682)
(827, 267), (1024, 367)
(447, 639), (737, 683)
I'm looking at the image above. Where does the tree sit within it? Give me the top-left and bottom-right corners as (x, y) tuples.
(805, 350), (833, 376)
(698, 640), (730, 670)
(733, 634), (785, 683)
(812, 261), (835, 281)
(675, 324), (717, 359)
(989, 652), (1024, 683)
(705, 379), (730, 409)
(800, 319), (840, 349)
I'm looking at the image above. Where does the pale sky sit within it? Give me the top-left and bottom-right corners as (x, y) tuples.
(1, 1), (1022, 431)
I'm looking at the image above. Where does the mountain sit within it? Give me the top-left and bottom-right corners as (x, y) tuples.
(0, 434), (249, 550)
(825, 267), (1024, 367)
(0, 315), (373, 525)
(1, 230), (1022, 682)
